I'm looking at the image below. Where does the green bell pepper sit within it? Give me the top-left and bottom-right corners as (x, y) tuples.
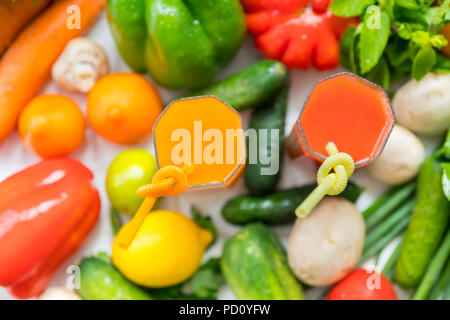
(107, 0), (246, 89)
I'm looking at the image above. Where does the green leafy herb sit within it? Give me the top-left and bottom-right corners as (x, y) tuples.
(340, 26), (359, 72)
(191, 205), (217, 246)
(412, 45), (436, 80)
(147, 258), (224, 300)
(396, 0), (421, 10)
(437, 130), (450, 160)
(435, 53), (450, 74)
(184, 258), (224, 299)
(330, 0), (376, 17)
(365, 56), (391, 90)
(146, 284), (185, 300)
(359, 8), (391, 73)
(331, 0), (450, 87)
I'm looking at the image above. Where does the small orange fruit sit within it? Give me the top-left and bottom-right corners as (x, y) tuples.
(19, 94), (86, 158)
(87, 73), (162, 145)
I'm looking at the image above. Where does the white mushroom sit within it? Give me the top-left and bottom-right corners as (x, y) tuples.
(52, 37), (109, 93)
(287, 197), (365, 287)
(39, 286), (81, 300)
(368, 124), (425, 185)
(392, 73), (450, 136)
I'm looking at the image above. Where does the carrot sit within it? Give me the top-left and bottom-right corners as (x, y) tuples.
(0, 0), (52, 56)
(0, 0), (105, 143)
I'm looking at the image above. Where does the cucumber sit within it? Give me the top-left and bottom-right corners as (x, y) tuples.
(396, 156), (450, 288)
(222, 182), (363, 225)
(77, 256), (152, 300)
(184, 60), (288, 110)
(244, 87), (287, 195)
(221, 223), (304, 300)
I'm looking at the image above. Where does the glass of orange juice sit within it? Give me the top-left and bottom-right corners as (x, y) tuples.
(153, 96), (246, 189)
(286, 73), (394, 168)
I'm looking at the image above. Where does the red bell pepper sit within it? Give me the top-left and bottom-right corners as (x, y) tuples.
(242, 0), (358, 70)
(0, 158), (100, 299)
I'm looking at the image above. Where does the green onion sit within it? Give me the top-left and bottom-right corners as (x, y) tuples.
(364, 182), (415, 230)
(362, 185), (402, 219)
(428, 258), (450, 300)
(359, 217), (410, 265)
(364, 200), (414, 251)
(382, 240), (403, 280)
(412, 229), (450, 300)
(443, 282), (450, 300)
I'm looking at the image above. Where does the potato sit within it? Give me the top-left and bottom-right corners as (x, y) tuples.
(287, 197), (365, 286)
(393, 73), (450, 136)
(368, 124), (425, 185)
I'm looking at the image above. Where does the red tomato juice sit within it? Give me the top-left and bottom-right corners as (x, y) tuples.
(288, 73), (394, 167)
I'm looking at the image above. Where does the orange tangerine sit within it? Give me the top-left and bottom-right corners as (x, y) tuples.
(87, 73), (162, 145)
(18, 94), (86, 158)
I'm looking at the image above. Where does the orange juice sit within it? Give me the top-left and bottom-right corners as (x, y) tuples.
(286, 73), (394, 167)
(153, 96), (246, 189)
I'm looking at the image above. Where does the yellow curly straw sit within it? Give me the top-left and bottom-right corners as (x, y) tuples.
(117, 164), (195, 249)
(295, 142), (355, 218)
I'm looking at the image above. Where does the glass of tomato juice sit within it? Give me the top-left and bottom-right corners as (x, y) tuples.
(286, 73), (394, 168)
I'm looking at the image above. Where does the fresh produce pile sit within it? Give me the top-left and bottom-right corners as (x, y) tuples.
(0, 0), (449, 301)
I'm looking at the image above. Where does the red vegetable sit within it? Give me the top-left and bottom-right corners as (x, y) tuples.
(327, 269), (398, 300)
(0, 158), (100, 299)
(242, 0), (357, 70)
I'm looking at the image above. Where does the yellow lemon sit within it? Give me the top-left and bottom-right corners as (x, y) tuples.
(112, 210), (213, 287)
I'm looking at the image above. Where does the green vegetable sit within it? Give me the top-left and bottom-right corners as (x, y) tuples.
(222, 182), (363, 225)
(443, 280), (450, 299)
(428, 258), (450, 300)
(184, 60), (288, 111)
(340, 26), (359, 73)
(360, 216), (410, 265)
(438, 131), (450, 200)
(185, 258), (224, 299)
(191, 206), (217, 246)
(396, 155), (449, 288)
(244, 87), (288, 196)
(148, 258), (224, 300)
(333, 0), (450, 88)
(365, 56), (391, 91)
(359, 7), (390, 74)
(435, 53), (450, 74)
(107, 0), (246, 89)
(330, 0), (376, 18)
(77, 256), (152, 300)
(363, 181), (416, 229)
(412, 45), (436, 80)
(364, 199), (414, 251)
(412, 229), (450, 300)
(382, 240), (403, 279)
(221, 223), (304, 300)
(442, 163), (450, 201)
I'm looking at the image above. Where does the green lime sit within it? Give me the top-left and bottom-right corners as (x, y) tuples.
(106, 149), (158, 216)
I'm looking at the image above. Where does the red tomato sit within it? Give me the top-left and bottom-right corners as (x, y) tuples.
(327, 269), (397, 300)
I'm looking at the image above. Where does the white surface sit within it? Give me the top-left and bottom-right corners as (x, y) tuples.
(0, 12), (426, 300)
